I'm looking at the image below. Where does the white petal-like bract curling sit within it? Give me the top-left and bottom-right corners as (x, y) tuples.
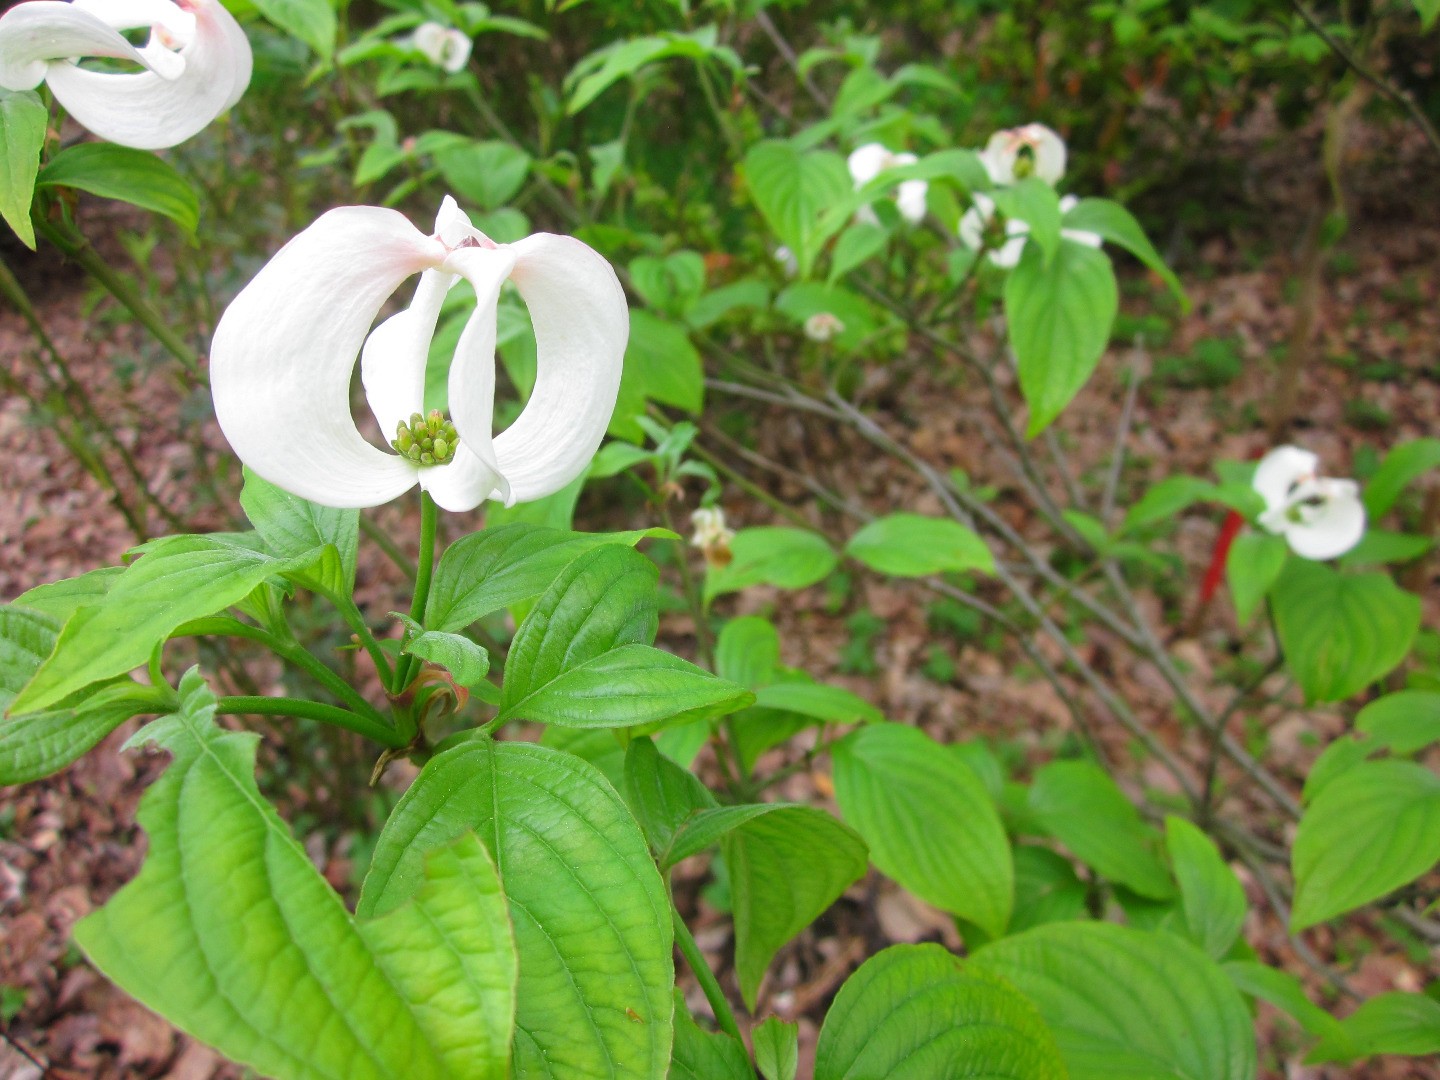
(1253, 445), (1366, 560)
(210, 197), (628, 513)
(411, 21), (470, 73)
(979, 123), (1067, 186)
(0, 0), (251, 149)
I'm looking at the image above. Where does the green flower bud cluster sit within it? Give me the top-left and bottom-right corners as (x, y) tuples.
(1013, 149), (1035, 178)
(392, 410), (459, 467)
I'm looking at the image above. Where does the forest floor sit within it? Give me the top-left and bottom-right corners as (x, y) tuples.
(0, 110), (1437, 1078)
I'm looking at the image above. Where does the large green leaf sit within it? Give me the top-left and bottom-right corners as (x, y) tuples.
(972, 922), (1256, 1080)
(716, 616), (780, 687)
(0, 605), (168, 784)
(13, 566), (123, 621)
(1027, 761), (1174, 900)
(1356, 690), (1440, 752)
(752, 682), (883, 724)
(1165, 816), (1246, 960)
(1307, 991), (1440, 1065)
(1291, 760), (1440, 930)
(425, 523), (666, 632)
(359, 738), (674, 1077)
(723, 806), (868, 1009)
(815, 944), (1065, 1080)
(753, 1017), (798, 1080)
(37, 143), (198, 233)
(565, 28), (738, 114)
(240, 468), (359, 595)
(1271, 561), (1421, 703)
(249, 0), (337, 58)
(844, 513), (994, 577)
(989, 178), (1062, 262)
(0, 89), (45, 248)
(623, 737), (716, 858)
(76, 672), (517, 1080)
(743, 141), (852, 278)
(10, 536), (318, 714)
(833, 724), (1012, 937)
(704, 527), (838, 604)
(435, 140), (532, 210)
(1006, 240), (1118, 436)
(1226, 532), (1288, 623)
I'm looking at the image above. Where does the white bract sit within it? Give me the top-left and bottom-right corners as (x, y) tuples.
(210, 197), (628, 513)
(804, 312), (845, 342)
(1253, 445), (1366, 560)
(0, 0), (251, 149)
(958, 193), (1100, 268)
(410, 20), (470, 73)
(847, 143), (927, 225)
(979, 122), (1067, 186)
(690, 506), (734, 551)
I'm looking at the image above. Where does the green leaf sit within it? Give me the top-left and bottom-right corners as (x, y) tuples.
(0, 605), (168, 784)
(1122, 475), (1217, 532)
(565, 28), (737, 114)
(37, 144), (198, 234)
(669, 998), (753, 1080)
(613, 311), (704, 440)
(1028, 760), (1175, 899)
(1227, 532), (1288, 623)
(360, 738), (675, 1077)
(1356, 690), (1440, 752)
(815, 944), (1065, 1080)
(402, 629), (490, 688)
(1222, 960), (1342, 1041)
(630, 251), (706, 317)
(1307, 992), (1440, 1064)
(1338, 527), (1433, 567)
(11, 537), (314, 714)
(13, 566), (123, 621)
(76, 672), (516, 1080)
(715, 616), (780, 687)
(1009, 845), (1088, 934)
(1006, 240), (1118, 436)
(704, 527), (838, 604)
(972, 922), (1256, 1080)
(501, 643), (752, 729)
(752, 682), (883, 724)
(1415, 0), (1440, 31)
(1165, 816), (1246, 960)
(845, 513), (994, 577)
(722, 806), (867, 1009)
(753, 1017), (798, 1080)
(663, 804), (786, 867)
(0, 89), (46, 248)
(686, 279), (771, 330)
(1291, 760), (1440, 930)
(1061, 197), (1187, 304)
(827, 222), (888, 285)
(1271, 561), (1420, 703)
(435, 139), (532, 210)
(426, 523), (668, 632)
(1362, 437), (1440, 517)
(248, 0), (337, 58)
(989, 178), (1062, 262)
(624, 737), (716, 857)
(743, 141), (852, 278)
(833, 724), (1012, 937)
(240, 468), (358, 595)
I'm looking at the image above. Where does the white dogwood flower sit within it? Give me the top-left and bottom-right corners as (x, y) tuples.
(979, 123), (1067, 186)
(210, 196), (628, 512)
(0, 0), (251, 149)
(848, 143), (927, 225)
(804, 312), (845, 342)
(690, 505), (734, 567)
(958, 193), (1100, 268)
(1253, 445), (1366, 560)
(411, 21), (470, 73)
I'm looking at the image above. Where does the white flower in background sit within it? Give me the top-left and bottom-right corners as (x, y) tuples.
(847, 143), (927, 225)
(690, 505), (734, 567)
(979, 123), (1067, 186)
(0, 0), (251, 149)
(1253, 445), (1366, 560)
(773, 245), (798, 278)
(210, 196), (628, 512)
(410, 20), (470, 74)
(958, 193), (1100, 268)
(804, 312), (845, 342)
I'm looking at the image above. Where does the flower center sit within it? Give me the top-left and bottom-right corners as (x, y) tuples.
(1013, 148), (1036, 179)
(392, 410), (459, 467)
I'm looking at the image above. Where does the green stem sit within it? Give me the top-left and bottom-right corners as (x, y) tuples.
(215, 696), (406, 747)
(393, 492), (438, 695)
(34, 215), (203, 378)
(173, 616), (392, 731)
(334, 597), (394, 690)
(670, 904), (752, 1064)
